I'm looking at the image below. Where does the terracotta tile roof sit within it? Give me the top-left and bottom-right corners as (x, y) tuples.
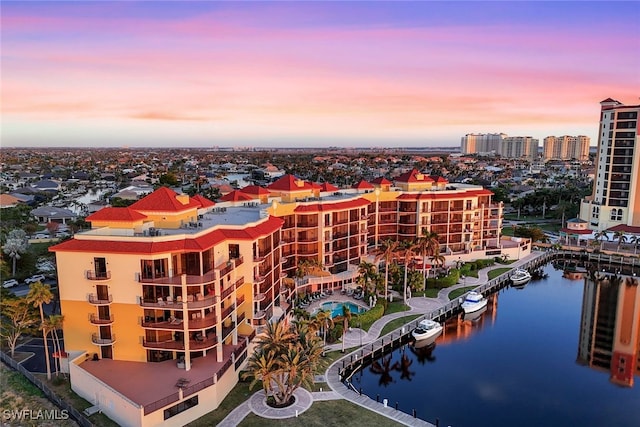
(431, 175), (449, 183)
(219, 190), (253, 202)
(191, 195), (215, 208)
(560, 227), (593, 235)
(86, 207), (147, 222)
(606, 224), (640, 234)
(352, 180), (374, 189)
(50, 216), (284, 254)
(267, 175), (314, 192)
(318, 182), (339, 192)
(129, 187), (200, 211)
(396, 188), (493, 200)
(371, 177), (392, 185)
(294, 198), (370, 212)
(240, 185), (271, 195)
(395, 169), (434, 183)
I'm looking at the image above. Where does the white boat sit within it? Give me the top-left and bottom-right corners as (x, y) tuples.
(461, 291), (488, 314)
(510, 268), (532, 286)
(463, 304), (487, 322)
(412, 319), (443, 343)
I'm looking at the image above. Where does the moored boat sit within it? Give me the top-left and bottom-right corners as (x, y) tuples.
(510, 268), (532, 286)
(412, 319), (443, 344)
(461, 291), (488, 314)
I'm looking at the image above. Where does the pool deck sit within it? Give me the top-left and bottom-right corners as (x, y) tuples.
(306, 295), (371, 316)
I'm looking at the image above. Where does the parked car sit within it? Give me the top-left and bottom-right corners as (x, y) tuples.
(2, 279), (19, 288)
(34, 234), (49, 239)
(25, 274), (46, 284)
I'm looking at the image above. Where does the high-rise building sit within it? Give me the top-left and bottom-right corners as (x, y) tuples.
(460, 133), (538, 160)
(543, 135), (590, 161)
(579, 98), (640, 231)
(50, 173), (530, 427)
(501, 136), (538, 160)
(460, 133), (506, 154)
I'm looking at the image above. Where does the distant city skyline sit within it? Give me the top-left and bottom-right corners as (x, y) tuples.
(2, 1), (638, 148)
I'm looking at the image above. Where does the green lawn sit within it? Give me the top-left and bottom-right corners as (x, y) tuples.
(423, 287), (440, 298)
(186, 380), (259, 426)
(384, 301), (410, 315)
(487, 268), (512, 280)
(380, 314), (422, 336)
(448, 286), (476, 300)
(238, 400), (403, 427)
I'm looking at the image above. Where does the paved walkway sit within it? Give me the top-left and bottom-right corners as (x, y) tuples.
(218, 250), (546, 426)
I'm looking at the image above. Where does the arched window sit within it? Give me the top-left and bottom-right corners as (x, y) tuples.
(610, 208), (623, 221)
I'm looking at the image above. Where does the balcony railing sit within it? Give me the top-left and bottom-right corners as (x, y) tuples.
(89, 314), (114, 325)
(233, 256), (244, 267)
(254, 293), (266, 302)
(253, 254), (267, 262)
(141, 317), (185, 330)
(88, 294), (112, 305)
(139, 295), (217, 310)
(138, 271), (216, 285)
(237, 295), (245, 307)
(222, 322), (236, 340)
(86, 271), (111, 280)
(220, 285), (235, 300)
(253, 310), (266, 320)
(234, 277), (245, 288)
(237, 312), (246, 324)
(217, 262), (234, 278)
(254, 274), (267, 284)
(91, 333), (116, 345)
(221, 303), (236, 320)
(142, 336), (217, 351)
(188, 313), (217, 329)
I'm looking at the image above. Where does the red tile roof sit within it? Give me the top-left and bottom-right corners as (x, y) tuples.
(191, 195), (215, 208)
(560, 227), (593, 235)
(50, 216), (284, 255)
(318, 182), (339, 192)
(219, 190), (253, 202)
(294, 198), (370, 212)
(240, 185), (271, 195)
(267, 175), (314, 192)
(395, 169), (434, 183)
(86, 207), (147, 222)
(352, 180), (374, 189)
(606, 224), (640, 234)
(371, 177), (392, 185)
(396, 188), (493, 200)
(431, 175), (449, 183)
(129, 187), (200, 212)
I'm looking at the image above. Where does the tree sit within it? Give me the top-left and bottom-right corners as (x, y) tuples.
(375, 239), (399, 301)
(47, 314), (65, 376)
(244, 319), (323, 407)
(414, 230), (440, 289)
(630, 234), (639, 255)
(357, 261), (378, 297)
(400, 241), (416, 305)
(45, 222), (60, 237)
(593, 230), (608, 250)
(0, 298), (38, 357)
(3, 229), (28, 276)
(27, 281), (54, 380)
(158, 173), (179, 187)
(613, 231), (627, 252)
(312, 309), (333, 349)
(341, 305), (352, 353)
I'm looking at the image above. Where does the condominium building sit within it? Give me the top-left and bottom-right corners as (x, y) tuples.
(50, 172), (526, 427)
(543, 135), (590, 161)
(579, 98), (640, 231)
(460, 133), (538, 160)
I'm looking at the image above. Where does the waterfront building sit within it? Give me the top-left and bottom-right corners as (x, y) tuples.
(577, 272), (640, 387)
(543, 135), (590, 161)
(579, 98), (640, 232)
(460, 133), (506, 154)
(501, 136), (539, 160)
(50, 173), (527, 427)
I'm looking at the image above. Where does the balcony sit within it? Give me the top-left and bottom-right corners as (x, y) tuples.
(253, 254), (267, 262)
(296, 221), (319, 229)
(254, 293), (266, 302)
(141, 317), (185, 330)
(217, 262), (234, 278)
(253, 310), (266, 320)
(237, 295), (246, 307)
(234, 277), (245, 288)
(188, 313), (217, 329)
(91, 333), (116, 345)
(88, 294), (112, 305)
(280, 272), (287, 279)
(142, 336), (217, 351)
(221, 303), (236, 321)
(237, 312), (246, 324)
(138, 271), (216, 286)
(89, 314), (114, 325)
(221, 322), (236, 340)
(254, 274), (267, 284)
(138, 294), (217, 310)
(86, 271), (111, 281)
(220, 285), (235, 300)
(233, 256), (244, 267)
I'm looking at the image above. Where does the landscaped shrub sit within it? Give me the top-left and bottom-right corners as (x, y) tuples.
(430, 269), (460, 289)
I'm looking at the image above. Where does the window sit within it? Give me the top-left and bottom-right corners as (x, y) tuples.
(610, 208), (623, 221)
(164, 396), (199, 420)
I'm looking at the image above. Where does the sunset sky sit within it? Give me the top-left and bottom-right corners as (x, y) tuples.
(2, 1), (639, 148)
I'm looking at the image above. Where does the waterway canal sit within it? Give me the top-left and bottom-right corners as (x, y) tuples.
(350, 264), (640, 427)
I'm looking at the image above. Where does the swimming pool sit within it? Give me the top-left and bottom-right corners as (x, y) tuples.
(314, 301), (368, 318)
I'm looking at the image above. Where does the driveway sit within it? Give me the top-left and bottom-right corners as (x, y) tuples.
(16, 336), (63, 375)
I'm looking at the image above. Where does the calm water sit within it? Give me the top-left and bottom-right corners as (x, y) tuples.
(351, 264), (640, 427)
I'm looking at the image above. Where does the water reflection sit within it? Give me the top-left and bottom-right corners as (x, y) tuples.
(577, 272), (640, 387)
(438, 293), (497, 345)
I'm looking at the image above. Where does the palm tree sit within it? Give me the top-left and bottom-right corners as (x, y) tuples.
(313, 309), (333, 349)
(630, 234), (639, 255)
(414, 229), (440, 289)
(375, 239), (399, 301)
(27, 281), (54, 380)
(400, 241), (416, 305)
(357, 261), (378, 297)
(341, 305), (352, 353)
(613, 231), (627, 252)
(593, 230), (608, 250)
(430, 250), (446, 270)
(47, 315), (65, 376)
